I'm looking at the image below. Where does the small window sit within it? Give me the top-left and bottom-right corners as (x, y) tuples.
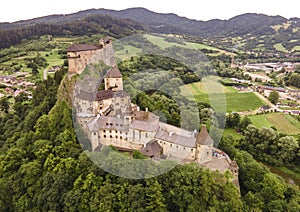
(110, 130), (112, 133)
(116, 123), (119, 126)
(110, 135), (113, 138)
(116, 135), (118, 138)
(120, 136), (123, 140)
(103, 130), (106, 133)
(104, 135), (106, 138)
(191, 149), (193, 152)
(94, 132), (96, 135)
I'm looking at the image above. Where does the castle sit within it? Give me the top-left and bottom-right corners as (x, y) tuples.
(68, 37), (239, 183)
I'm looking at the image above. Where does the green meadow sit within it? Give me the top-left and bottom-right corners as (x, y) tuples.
(249, 113), (300, 135)
(180, 76), (265, 112)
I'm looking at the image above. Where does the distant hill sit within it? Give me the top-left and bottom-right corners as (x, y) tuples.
(2, 7), (300, 53)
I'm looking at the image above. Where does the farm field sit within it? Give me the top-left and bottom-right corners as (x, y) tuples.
(143, 34), (233, 55)
(249, 113), (300, 135)
(115, 45), (142, 61)
(273, 43), (288, 53)
(180, 76), (265, 112)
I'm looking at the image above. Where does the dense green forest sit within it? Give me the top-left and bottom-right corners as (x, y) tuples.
(0, 68), (298, 211)
(1, 10), (300, 208)
(0, 46), (298, 210)
(0, 14), (144, 49)
(225, 113), (300, 173)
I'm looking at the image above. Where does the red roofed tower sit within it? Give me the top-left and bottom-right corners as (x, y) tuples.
(104, 65), (123, 91)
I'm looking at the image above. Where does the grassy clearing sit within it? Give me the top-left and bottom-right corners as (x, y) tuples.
(41, 50), (64, 68)
(180, 76), (264, 112)
(273, 43), (288, 53)
(223, 128), (244, 140)
(292, 46), (300, 51)
(144, 34), (178, 49)
(115, 45), (142, 61)
(277, 167), (300, 180)
(249, 113), (300, 134)
(249, 114), (273, 128)
(143, 34), (233, 55)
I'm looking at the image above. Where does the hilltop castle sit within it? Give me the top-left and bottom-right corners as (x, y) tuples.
(69, 37), (239, 184)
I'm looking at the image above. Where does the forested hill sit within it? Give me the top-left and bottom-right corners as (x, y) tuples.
(3, 7), (300, 53)
(0, 13), (144, 49)
(97, 8), (287, 37)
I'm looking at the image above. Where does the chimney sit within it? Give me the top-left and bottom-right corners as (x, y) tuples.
(169, 132), (173, 137)
(137, 106), (140, 111)
(145, 107), (148, 112)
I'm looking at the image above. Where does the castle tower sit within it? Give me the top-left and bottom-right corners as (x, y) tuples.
(104, 65), (123, 91)
(229, 160), (240, 188)
(195, 125), (214, 164)
(229, 160), (239, 177)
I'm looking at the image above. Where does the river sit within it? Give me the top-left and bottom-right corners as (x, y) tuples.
(262, 163), (300, 186)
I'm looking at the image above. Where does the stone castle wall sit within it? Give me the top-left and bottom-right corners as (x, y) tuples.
(68, 43), (116, 75)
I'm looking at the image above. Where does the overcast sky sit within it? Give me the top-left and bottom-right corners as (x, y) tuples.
(1, 0), (299, 22)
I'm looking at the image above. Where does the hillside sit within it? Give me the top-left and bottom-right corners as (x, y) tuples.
(2, 7), (300, 53)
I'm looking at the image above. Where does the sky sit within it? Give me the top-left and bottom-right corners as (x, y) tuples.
(1, 0), (299, 23)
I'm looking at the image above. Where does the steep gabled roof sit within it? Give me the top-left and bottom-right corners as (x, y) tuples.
(66, 44), (101, 52)
(154, 128), (196, 148)
(95, 90), (114, 101)
(105, 65), (122, 78)
(196, 125), (214, 146)
(140, 140), (163, 157)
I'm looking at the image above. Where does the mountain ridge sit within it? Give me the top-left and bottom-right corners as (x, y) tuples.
(1, 7), (300, 53)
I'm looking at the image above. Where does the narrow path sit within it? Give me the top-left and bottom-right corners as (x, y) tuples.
(43, 69), (47, 80)
(254, 91), (275, 108)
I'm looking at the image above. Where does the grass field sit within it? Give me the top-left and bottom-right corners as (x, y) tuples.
(41, 49), (65, 67)
(223, 128), (244, 140)
(274, 43), (288, 53)
(180, 76), (265, 112)
(115, 45), (142, 61)
(143, 34), (233, 55)
(292, 46), (300, 51)
(249, 113), (300, 134)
